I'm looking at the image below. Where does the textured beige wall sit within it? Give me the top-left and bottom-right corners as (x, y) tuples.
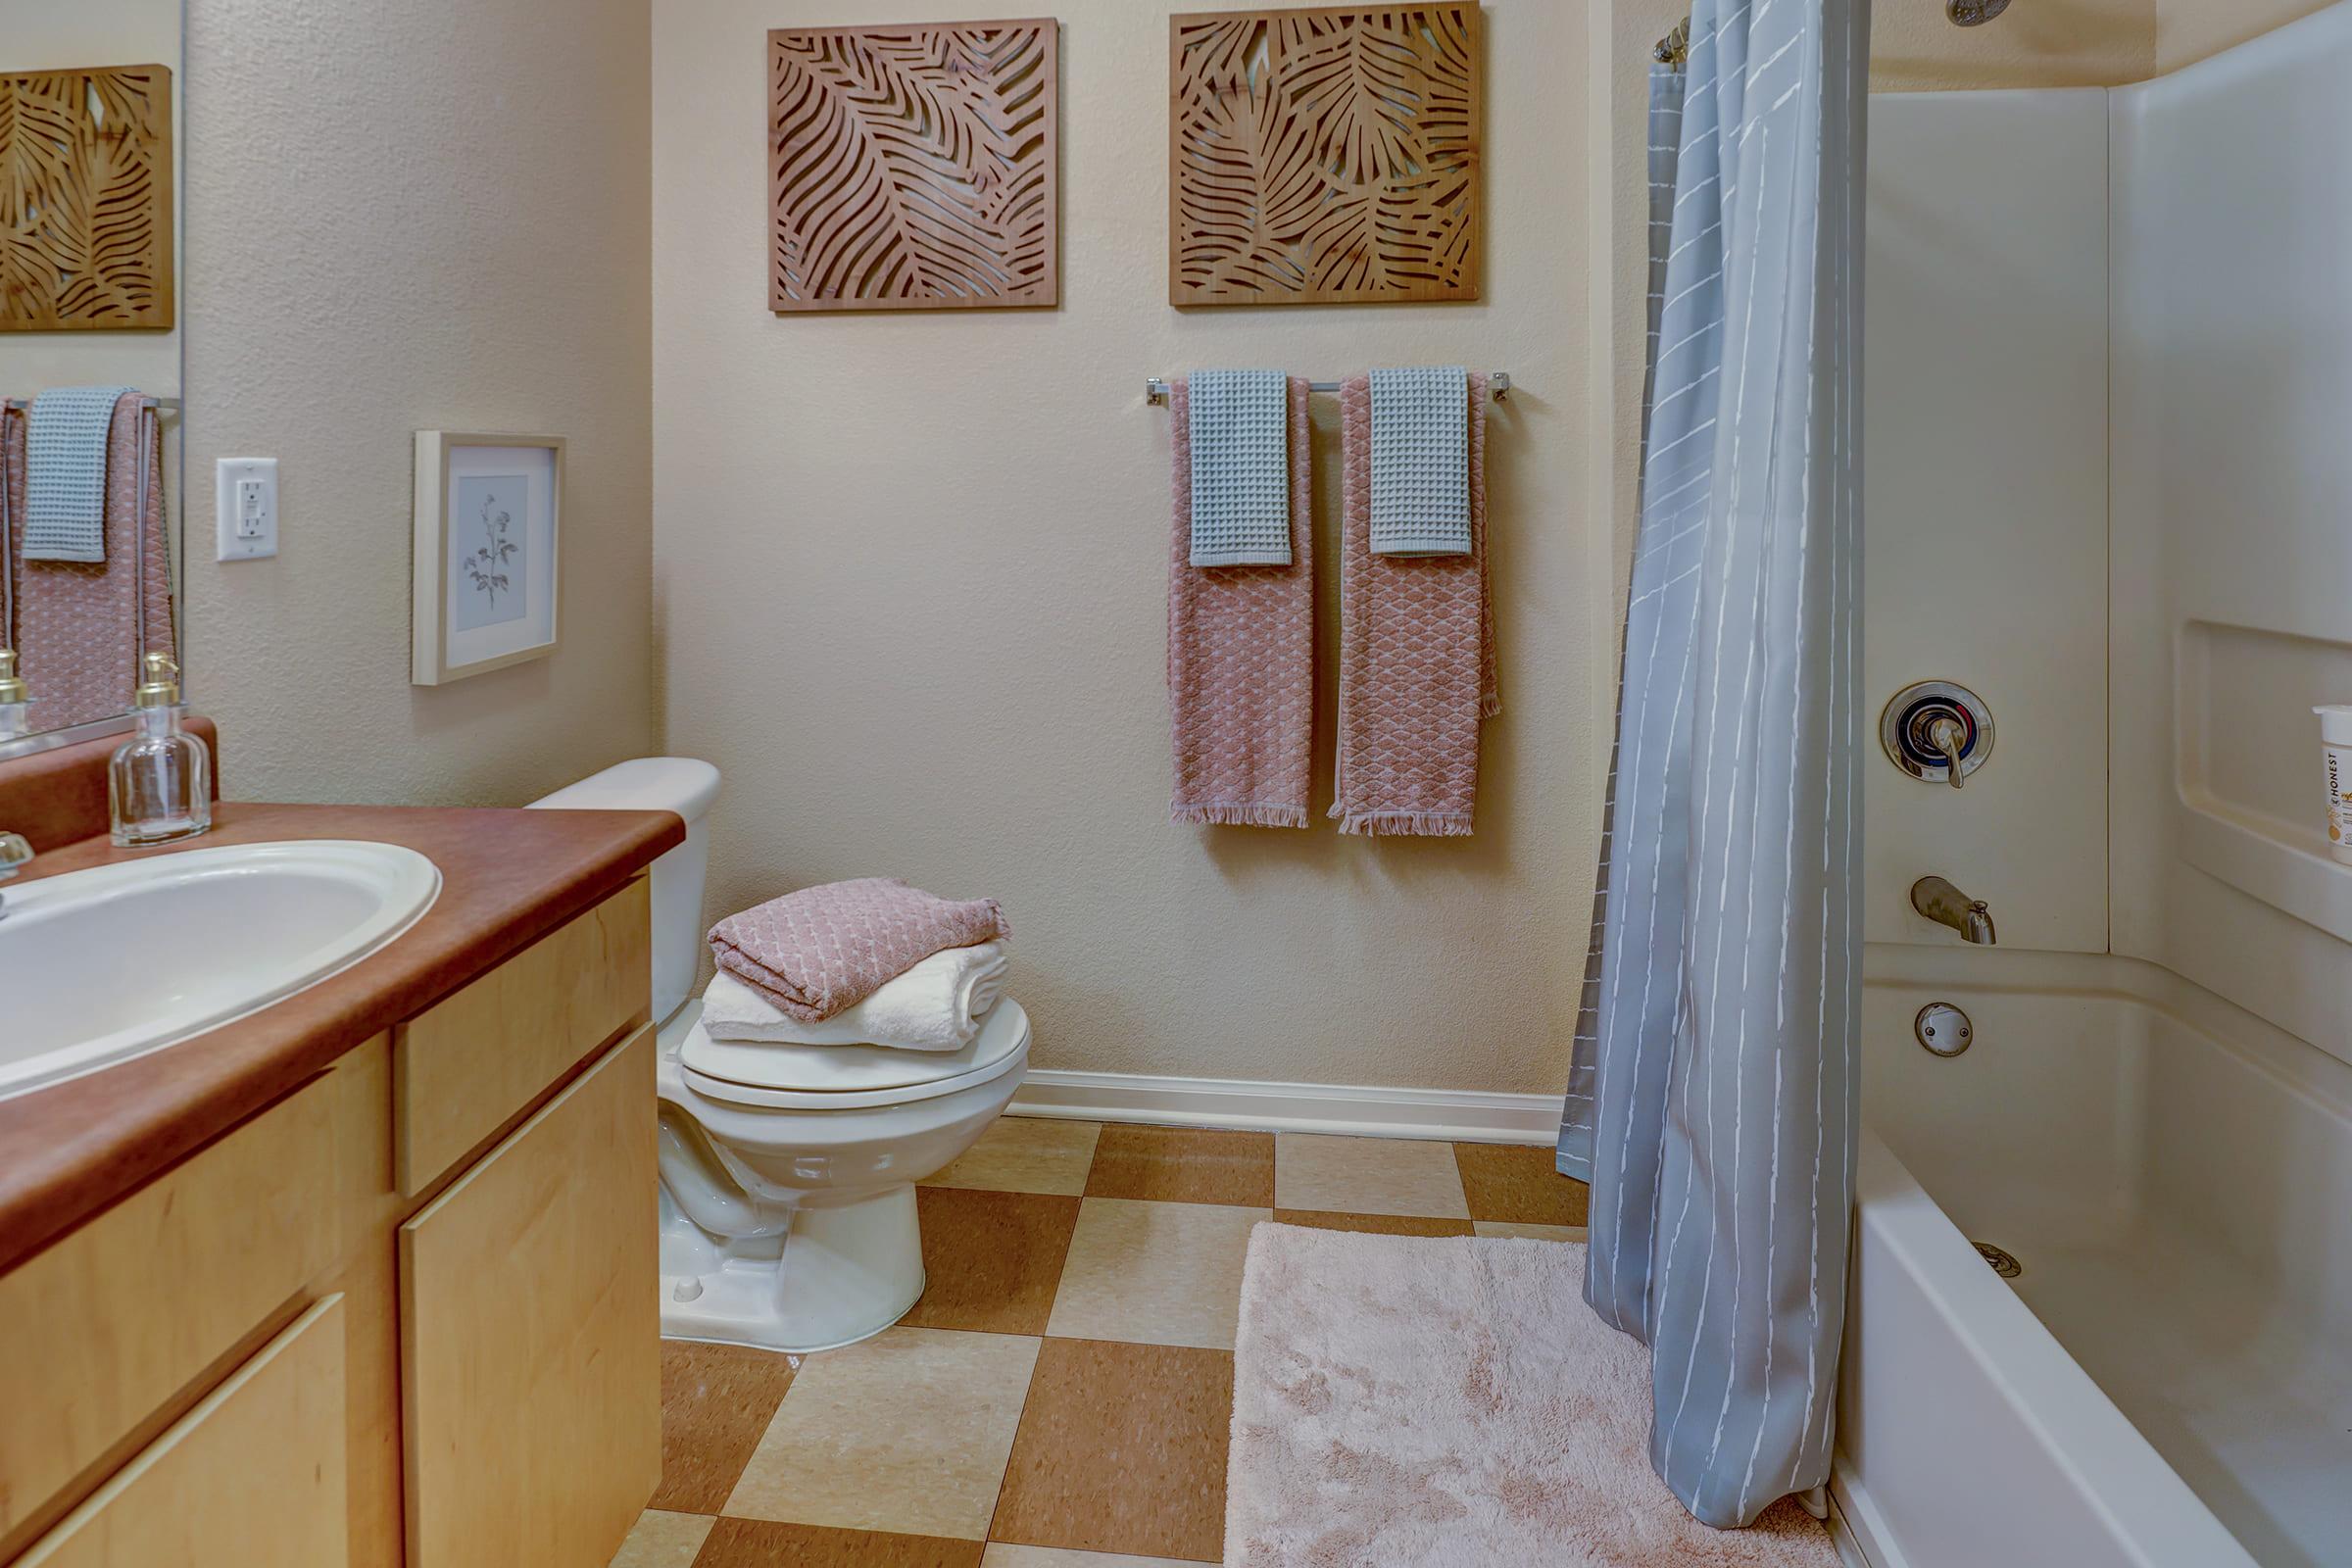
(653, 0), (1602, 1093)
(2156, 0), (2331, 71)
(177, 0), (656, 806)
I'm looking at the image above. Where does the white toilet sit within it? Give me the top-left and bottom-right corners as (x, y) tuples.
(530, 758), (1030, 1353)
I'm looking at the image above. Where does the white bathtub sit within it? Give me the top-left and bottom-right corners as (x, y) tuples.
(1835, 948), (2352, 1568)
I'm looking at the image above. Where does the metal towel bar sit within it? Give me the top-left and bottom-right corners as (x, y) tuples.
(1145, 372), (1510, 406)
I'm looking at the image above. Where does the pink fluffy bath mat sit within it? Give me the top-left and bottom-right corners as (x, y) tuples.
(1226, 1224), (1838, 1567)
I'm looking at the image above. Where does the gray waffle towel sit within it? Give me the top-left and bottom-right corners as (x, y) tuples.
(23, 386), (131, 563)
(1369, 366), (1471, 557)
(1187, 368), (1293, 567)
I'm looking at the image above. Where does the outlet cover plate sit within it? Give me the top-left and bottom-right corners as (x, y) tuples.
(216, 457), (278, 561)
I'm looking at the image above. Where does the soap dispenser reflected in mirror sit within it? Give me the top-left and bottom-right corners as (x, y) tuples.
(109, 654), (211, 848)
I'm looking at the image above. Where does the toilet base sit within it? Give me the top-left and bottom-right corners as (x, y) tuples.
(658, 1181), (928, 1354)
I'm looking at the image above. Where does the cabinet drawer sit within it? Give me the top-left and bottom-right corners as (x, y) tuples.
(392, 879), (649, 1195)
(0, 1072), (348, 1548)
(399, 1025), (659, 1568)
(17, 1294), (349, 1568)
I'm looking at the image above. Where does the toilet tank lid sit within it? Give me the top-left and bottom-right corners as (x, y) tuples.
(527, 758), (720, 822)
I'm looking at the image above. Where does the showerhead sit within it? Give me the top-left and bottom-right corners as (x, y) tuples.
(1948, 0), (2012, 23)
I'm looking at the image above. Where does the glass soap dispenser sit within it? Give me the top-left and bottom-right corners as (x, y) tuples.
(110, 653), (212, 847)
(0, 650), (28, 740)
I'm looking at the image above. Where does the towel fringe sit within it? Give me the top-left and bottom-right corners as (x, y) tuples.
(1173, 802), (1311, 829)
(1482, 693), (1503, 719)
(1338, 809), (1476, 838)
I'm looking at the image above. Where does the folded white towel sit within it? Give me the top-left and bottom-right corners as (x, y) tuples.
(701, 940), (1008, 1052)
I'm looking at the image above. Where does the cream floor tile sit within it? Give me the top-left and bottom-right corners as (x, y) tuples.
(722, 1326), (1041, 1541)
(1045, 1197), (1268, 1350)
(1474, 1221), (1589, 1243)
(1274, 1133), (1470, 1219)
(981, 1546), (1201, 1567)
(923, 1117), (1102, 1197)
(606, 1509), (714, 1568)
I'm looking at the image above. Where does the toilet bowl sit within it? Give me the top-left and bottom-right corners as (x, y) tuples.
(530, 758), (1029, 1353)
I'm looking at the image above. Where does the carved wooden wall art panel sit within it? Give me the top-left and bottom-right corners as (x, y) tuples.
(1170, 4), (1480, 307)
(769, 20), (1057, 313)
(0, 64), (173, 332)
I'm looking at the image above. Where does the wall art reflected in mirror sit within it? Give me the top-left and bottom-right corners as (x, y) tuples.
(0, 0), (185, 748)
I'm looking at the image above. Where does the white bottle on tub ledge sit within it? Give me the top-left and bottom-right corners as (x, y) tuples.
(2313, 705), (2352, 865)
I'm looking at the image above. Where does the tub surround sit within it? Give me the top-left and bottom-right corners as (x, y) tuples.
(0, 785), (681, 1274)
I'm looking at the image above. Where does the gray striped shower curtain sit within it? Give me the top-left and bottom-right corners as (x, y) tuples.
(1558, 0), (1865, 1530)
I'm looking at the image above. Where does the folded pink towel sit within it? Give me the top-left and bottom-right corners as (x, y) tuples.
(708, 877), (1010, 1023)
(1166, 374), (1315, 828)
(1331, 372), (1498, 836)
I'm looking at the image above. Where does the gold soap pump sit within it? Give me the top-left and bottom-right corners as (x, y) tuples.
(109, 652), (212, 847)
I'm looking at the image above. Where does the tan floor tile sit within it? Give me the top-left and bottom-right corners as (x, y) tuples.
(902, 1188), (1080, 1336)
(1453, 1141), (1592, 1225)
(1083, 1124), (1275, 1206)
(1273, 1133), (1470, 1218)
(1272, 1208), (1474, 1237)
(650, 1341), (798, 1513)
(607, 1509), (714, 1568)
(990, 1339), (1233, 1563)
(1045, 1198), (1267, 1349)
(980, 1547), (1201, 1567)
(692, 1519), (983, 1566)
(923, 1118), (1102, 1196)
(1474, 1220), (1589, 1242)
(723, 1326), (1039, 1540)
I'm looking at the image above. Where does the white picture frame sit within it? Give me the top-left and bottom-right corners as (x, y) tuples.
(411, 431), (564, 685)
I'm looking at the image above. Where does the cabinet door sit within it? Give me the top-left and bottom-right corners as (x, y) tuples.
(398, 1027), (658, 1568)
(0, 1070), (349, 1550)
(17, 1295), (349, 1568)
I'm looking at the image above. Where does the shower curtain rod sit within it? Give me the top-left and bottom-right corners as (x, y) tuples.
(1655, 17), (1691, 65)
(1145, 373), (1510, 406)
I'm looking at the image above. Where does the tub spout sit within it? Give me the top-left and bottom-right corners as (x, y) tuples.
(1912, 875), (1996, 945)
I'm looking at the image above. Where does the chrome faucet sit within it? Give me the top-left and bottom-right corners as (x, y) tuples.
(0, 831), (30, 922)
(1912, 875), (1995, 944)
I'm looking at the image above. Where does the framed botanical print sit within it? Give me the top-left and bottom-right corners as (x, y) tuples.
(411, 431), (564, 685)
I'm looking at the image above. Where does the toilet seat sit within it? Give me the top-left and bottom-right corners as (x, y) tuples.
(679, 999), (1030, 1110)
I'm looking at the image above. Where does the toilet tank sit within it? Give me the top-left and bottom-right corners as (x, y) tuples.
(527, 758), (721, 1025)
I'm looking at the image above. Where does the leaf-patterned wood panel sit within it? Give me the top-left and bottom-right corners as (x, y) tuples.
(1170, 4), (1480, 307)
(769, 20), (1058, 313)
(0, 64), (174, 332)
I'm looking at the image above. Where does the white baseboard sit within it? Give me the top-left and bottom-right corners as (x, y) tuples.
(1007, 1068), (1562, 1145)
(1829, 1462), (1907, 1568)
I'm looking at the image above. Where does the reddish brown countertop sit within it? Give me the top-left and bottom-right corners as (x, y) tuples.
(0, 799), (683, 1273)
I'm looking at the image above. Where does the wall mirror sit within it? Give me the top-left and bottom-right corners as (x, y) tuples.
(0, 0), (184, 755)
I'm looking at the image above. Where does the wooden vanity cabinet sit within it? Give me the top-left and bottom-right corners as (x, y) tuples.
(0, 879), (658, 1568)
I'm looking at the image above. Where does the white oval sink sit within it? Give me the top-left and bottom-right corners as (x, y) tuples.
(0, 841), (441, 1100)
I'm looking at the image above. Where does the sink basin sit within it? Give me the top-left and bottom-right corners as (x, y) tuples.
(0, 840), (441, 1100)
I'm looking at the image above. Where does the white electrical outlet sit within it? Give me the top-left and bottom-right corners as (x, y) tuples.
(216, 458), (279, 561)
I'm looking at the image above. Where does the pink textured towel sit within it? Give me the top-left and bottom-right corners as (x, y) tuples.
(1, 394), (176, 733)
(708, 877), (1010, 1023)
(1331, 372), (1498, 836)
(1166, 375), (1315, 828)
